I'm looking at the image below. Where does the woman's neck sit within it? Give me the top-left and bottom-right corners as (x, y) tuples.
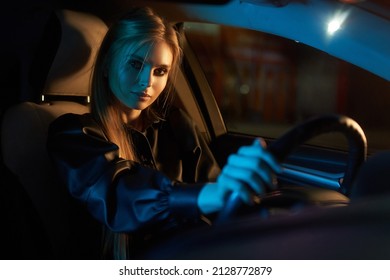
(112, 97), (143, 130)
(121, 110), (143, 130)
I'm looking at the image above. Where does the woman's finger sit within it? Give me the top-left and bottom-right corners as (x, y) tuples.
(217, 173), (254, 205)
(221, 165), (267, 194)
(237, 139), (283, 174)
(226, 154), (274, 188)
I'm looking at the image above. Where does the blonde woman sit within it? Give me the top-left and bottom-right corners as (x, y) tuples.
(47, 6), (281, 259)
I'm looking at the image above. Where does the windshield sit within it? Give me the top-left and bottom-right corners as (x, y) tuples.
(184, 22), (390, 155)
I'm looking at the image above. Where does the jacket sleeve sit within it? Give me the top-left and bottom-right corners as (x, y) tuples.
(46, 113), (204, 233)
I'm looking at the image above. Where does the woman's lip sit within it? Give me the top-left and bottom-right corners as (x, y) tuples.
(132, 91), (151, 98)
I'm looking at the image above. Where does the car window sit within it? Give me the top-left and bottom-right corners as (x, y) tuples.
(183, 22), (390, 155)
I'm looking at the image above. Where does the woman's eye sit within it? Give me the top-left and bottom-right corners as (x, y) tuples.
(154, 68), (168, 76)
(129, 59), (143, 70)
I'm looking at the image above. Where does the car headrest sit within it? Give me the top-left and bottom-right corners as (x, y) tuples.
(42, 9), (108, 99)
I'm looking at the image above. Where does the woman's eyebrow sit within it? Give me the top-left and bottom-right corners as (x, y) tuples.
(130, 54), (147, 61)
(131, 54), (171, 68)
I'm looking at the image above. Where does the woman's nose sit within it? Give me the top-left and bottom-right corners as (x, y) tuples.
(137, 67), (152, 88)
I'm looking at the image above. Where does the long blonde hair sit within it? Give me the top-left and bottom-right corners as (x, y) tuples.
(90, 7), (182, 259)
(91, 6), (182, 161)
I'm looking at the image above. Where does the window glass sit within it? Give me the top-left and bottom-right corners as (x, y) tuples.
(184, 22), (390, 155)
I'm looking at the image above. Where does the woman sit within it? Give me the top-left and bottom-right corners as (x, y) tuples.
(47, 7), (281, 259)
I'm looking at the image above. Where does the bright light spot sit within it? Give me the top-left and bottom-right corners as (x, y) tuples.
(328, 19), (341, 34)
(327, 10), (350, 35)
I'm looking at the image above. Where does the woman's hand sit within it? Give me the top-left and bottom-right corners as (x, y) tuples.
(198, 138), (282, 214)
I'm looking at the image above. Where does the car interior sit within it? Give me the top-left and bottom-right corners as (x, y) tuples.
(2, 1), (390, 260)
(0, 7), (227, 259)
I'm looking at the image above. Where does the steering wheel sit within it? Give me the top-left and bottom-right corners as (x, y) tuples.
(216, 114), (367, 223)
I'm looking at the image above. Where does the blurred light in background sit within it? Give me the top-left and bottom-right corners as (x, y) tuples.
(327, 10), (349, 35)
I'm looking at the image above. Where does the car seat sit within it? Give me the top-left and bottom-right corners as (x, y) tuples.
(1, 9), (108, 259)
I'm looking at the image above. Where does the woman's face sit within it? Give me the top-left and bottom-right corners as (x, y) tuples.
(107, 41), (173, 112)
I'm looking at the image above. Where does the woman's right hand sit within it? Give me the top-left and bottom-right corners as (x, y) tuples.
(197, 138), (282, 214)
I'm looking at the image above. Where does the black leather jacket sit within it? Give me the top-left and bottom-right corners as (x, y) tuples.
(47, 108), (220, 236)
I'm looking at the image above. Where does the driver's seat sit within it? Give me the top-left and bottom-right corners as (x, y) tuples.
(1, 9), (108, 259)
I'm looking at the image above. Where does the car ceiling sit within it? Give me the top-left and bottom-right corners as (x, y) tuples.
(49, 0), (390, 81)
